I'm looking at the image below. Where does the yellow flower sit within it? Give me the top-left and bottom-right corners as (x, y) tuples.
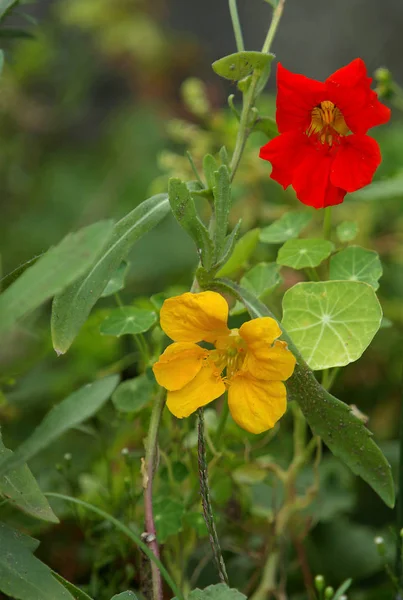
(152, 291), (296, 434)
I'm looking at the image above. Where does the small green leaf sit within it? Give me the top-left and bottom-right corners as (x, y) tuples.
(333, 579), (353, 600)
(336, 221), (359, 243)
(260, 210), (313, 244)
(0, 220), (114, 335)
(100, 261), (129, 297)
(153, 498), (185, 543)
(214, 220), (242, 271)
(217, 228), (260, 277)
(212, 51), (274, 81)
(253, 116), (278, 139)
(282, 281), (382, 370)
(213, 165), (232, 259)
(329, 246), (382, 290)
(51, 194), (169, 354)
(168, 178), (214, 270)
(203, 154), (218, 189)
(277, 239), (334, 269)
(0, 523), (74, 600)
(52, 573), (94, 600)
(232, 262), (282, 314)
(100, 307), (156, 336)
(112, 374), (154, 413)
(0, 376), (119, 477)
(213, 278), (394, 508)
(0, 435), (59, 523)
(182, 584), (247, 600)
(110, 593), (138, 600)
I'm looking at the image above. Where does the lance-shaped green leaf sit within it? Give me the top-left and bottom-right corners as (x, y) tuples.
(212, 51), (274, 81)
(0, 0), (19, 20)
(282, 281), (382, 370)
(329, 246), (382, 290)
(0, 220), (114, 335)
(260, 210), (313, 244)
(100, 307), (156, 336)
(51, 194), (169, 354)
(100, 261), (129, 297)
(0, 523), (74, 600)
(203, 154), (218, 190)
(52, 574), (94, 600)
(0, 434), (59, 523)
(336, 221), (359, 243)
(168, 178), (214, 270)
(213, 220), (242, 272)
(213, 165), (231, 259)
(277, 238), (334, 270)
(0, 375), (119, 477)
(217, 228), (260, 277)
(211, 278), (394, 508)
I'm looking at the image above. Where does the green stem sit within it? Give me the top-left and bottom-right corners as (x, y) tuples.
(323, 206), (332, 241)
(186, 151), (204, 188)
(46, 492), (184, 600)
(143, 391), (166, 600)
(250, 550), (280, 600)
(229, 0), (285, 181)
(396, 372), (403, 590)
(228, 0), (245, 52)
(197, 408), (229, 584)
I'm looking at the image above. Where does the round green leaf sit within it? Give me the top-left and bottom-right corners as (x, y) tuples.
(111, 374), (154, 413)
(100, 307), (156, 336)
(212, 51), (274, 81)
(153, 498), (184, 543)
(282, 281), (382, 370)
(260, 211), (312, 244)
(336, 221), (359, 243)
(232, 262), (282, 314)
(100, 261), (129, 297)
(329, 246), (382, 290)
(277, 238), (334, 269)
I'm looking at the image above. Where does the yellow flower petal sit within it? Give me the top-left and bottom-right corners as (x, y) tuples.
(160, 291), (230, 343)
(153, 342), (208, 391)
(243, 340), (296, 381)
(228, 374), (287, 434)
(166, 363), (225, 418)
(239, 318), (295, 381)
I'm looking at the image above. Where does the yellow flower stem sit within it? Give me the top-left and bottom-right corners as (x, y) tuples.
(143, 390), (166, 600)
(197, 408), (229, 585)
(229, 0), (286, 181)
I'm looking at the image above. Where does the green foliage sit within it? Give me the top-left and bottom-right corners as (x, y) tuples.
(153, 497), (185, 543)
(277, 238), (334, 269)
(213, 165), (232, 260)
(112, 374), (154, 413)
(110, 593), (138, 600)
(282, 281), (383, 370)
(0, 376), (119, 478)
(260, 210), (313, 244)
(232, 262), (282, 313)
(100, 261), (129, 297)
(52, 573), (94, 600)
(217, 229), (260, 276)
(336, 221), (359, 242)
(51, 195), (169, 354)
(182, 584), (246, 600)
(0, 221), (114, 335)
(100, 307), (157, 336)
(329, 246), (383, 290)
(0, 523), (74, 600)
(212, 51), (274, 81)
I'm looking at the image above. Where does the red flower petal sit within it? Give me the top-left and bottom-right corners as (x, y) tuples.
(276, 63), (326, 134)
(326, 58), (391, 134)
(330, 134), (381, 192)
(259, 131), (307, 188)
(292, 145), (346, 209)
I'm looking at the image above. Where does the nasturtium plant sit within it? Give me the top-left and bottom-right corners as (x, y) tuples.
(282, 281), (383, 370)
(277, 238), (334, 269)
(336, 221), (359, 242)
(100, 307), (157, 336)
(329, 246), (383, 290)
(232, 262), (282, 313)
(260, 210), (312, 244)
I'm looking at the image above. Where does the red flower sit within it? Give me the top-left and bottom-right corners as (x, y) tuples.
(259, 59), (391, 209)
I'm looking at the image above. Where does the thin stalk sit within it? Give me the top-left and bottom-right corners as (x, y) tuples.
(197, 408), (229, 584)
(229, 0), (285, 181)
(229, 0), (245, 52)
(46, 493), (184, 600)
(186, 151), (204, 188)
(143, 391), (166, 600)
(396, 366), (403, 590)
(323, 206), (332, 241)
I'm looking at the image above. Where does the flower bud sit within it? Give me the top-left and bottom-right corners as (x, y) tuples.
(324, 586), (334, 599)
(314, 575), (325, 592)
(374, 67), (391, 84)
(374, 535), (386, 557)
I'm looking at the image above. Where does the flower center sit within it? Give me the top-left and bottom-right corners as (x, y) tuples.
(211, 329), (247, 381)
(307, 100), (349, 145)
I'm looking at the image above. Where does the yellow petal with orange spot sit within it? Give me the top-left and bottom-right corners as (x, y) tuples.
(166, 363), (225, 418)
(243, 340), (296, 381)
(228, 374), (287, 434)
(161, 291), (230, 343)
(153, 342), (208, 391)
